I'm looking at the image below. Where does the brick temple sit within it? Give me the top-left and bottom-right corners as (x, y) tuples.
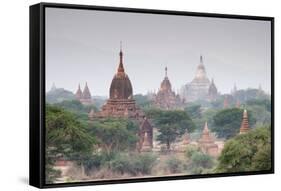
(88, 44), (153, 152)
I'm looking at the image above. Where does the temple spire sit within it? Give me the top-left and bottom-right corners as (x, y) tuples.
(200, 55), (203, 64)
(165, 66), (167, 77)
(239, 109), (250, 134)
(118, 41), (124, 73)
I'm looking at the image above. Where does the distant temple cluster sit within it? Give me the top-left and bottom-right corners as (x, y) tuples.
(181, 55), (219, 102)
(152, 67), (183, 110)
(75, 83), (92, 105)
(88, 45), (153, 152)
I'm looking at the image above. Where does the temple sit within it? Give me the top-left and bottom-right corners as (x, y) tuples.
(239, 109), (250, 134)
(75, 83), (92, 105)
(198, 122), (219, 157)
(152, 67), (183, 109)
(181, 55), (218, 102)
(89, 44), (153, 151)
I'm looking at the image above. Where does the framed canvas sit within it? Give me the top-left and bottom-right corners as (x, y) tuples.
(29, 2), (274, 188)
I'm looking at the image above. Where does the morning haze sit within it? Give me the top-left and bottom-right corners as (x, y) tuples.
(46, 7), (271, 96)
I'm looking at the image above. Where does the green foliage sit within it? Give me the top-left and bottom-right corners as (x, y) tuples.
(245, 99), (271, 126)
(185, 145), (200, 159)
(46, 88), (75, 103)
(185, 104), (201, 119)
(154, 110), (195, 150)
(216, 126), (271, 173)
(213, 108), (256, 139)
(234, 89), (269, 103)
(89, 118), (138, 153)
(246, 99), (271, 112)
(82, 152), (157, 176)
(185, 148), (215, 174)
(54, 100), (97, 114)
(165, 156), (184, 174)
(190, 152), (214, 169)
(45, 105), (95, 182)
(134, 94), (153, 109)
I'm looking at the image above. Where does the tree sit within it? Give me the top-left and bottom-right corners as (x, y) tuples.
(184, 104), (201, 119)
(45, 105), (95, 183)
(155, 110), (195, 150)
(213, 108), (256, 139)
(88, 118), (138, 154)
(216, 126), (271, 173)
(134, 94), (153, 109)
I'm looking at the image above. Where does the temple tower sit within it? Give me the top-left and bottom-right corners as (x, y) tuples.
(153, 67), (182, 109)
(239, 109), (250, 134)
(198, 122), (218, 157)
(181, 55), (217, 102)
(208, 78), (218, 101)
(76, 82), (92, 105)
(90, 43), (153, 151)
(75, 84), (83, 100)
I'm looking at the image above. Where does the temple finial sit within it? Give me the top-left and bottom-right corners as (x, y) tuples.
(120, 41), (122, 52)
(200, 55), (203, 64)
(165, 66), (167, 77)
(118, 42), (124, 73)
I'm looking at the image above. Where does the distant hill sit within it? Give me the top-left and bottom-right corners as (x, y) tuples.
(46, 88), (75, 103)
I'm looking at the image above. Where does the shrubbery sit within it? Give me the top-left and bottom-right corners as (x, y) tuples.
(165, 156), (184, 174)
(83, 152), (157, 177)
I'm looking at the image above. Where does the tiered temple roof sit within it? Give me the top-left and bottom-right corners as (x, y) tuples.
(153, 67), (182, 109)
(181, 55), (218, 102)
(198, 122), (218, 157)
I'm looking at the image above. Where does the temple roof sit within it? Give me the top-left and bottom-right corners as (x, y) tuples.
(191, 55), (210, 84)
(199, 122), (215, 144)
(160, 67), (172, 92)
(75, 84), (83, 99)
(208, 78), (218, 94)
(109, 44), (133, 100)
(82, 82), (92, 99)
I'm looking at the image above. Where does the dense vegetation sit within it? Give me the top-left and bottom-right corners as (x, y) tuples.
(216, 126), (271, 173)
(45, 88), (272, 183)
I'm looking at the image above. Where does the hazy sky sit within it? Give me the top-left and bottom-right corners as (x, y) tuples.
(46, 7), (271, 96)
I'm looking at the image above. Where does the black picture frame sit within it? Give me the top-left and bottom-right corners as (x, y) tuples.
(29, 2), (275, 189)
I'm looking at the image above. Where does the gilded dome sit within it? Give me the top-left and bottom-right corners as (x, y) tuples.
(109, 49), (133, 99)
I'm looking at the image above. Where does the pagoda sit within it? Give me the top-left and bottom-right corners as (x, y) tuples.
(198, 122), (218, 157)
(153, 67), (182, 109)
(181, 55), (218, 102)
(239, 109), (250, 134)
(208, 78), (218, 101)
(90, 43), (153, 151)
(75, 83), (92, 105)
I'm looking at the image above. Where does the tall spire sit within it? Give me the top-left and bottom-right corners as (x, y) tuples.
(82, 82), (92, 99)
(75, 83), (82, 99)
(200, 55), (203, 64)
(165, 66), (167, 77)
(239, 109), (250, 134)
(118, 41), (124, 73)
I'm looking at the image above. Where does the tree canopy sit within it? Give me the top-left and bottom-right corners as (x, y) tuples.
(216, 126), (271, 173)
(88, 118), (139, 154)
(45, 105), (94, 183)
(213, 108), (256, 139)
(153, 110), (195, 150)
